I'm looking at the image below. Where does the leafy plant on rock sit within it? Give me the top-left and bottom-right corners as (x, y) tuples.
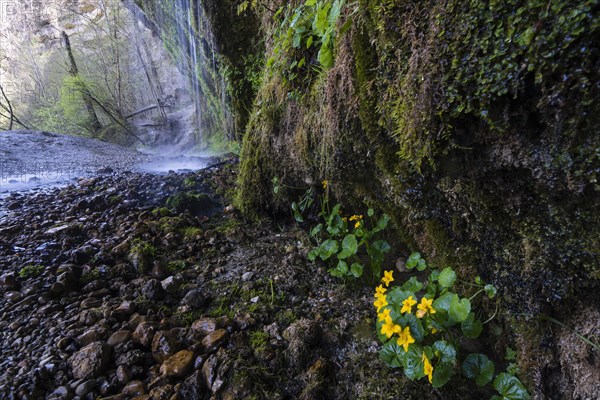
(374, 254), (529, 399)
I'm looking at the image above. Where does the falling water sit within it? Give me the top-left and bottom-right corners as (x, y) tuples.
(143, 0), (232, 148)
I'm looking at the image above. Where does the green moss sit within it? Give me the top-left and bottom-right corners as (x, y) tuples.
(18, 264), (45, 279)
(166, 260), (187, 273)
(152, 207), (172, 218)
(249, 330), (270, 354)
(128, 239), (156, 273)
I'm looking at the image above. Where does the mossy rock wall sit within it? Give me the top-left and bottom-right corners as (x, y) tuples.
(235, 0), (599, 397)
(137, 0), (599, 397)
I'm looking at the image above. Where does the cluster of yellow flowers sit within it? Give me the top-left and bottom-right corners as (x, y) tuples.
(349, 214), (363, 229)
(374, 270), (436, 383)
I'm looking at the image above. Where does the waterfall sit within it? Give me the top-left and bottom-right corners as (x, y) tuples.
(140, 0), (232, 149)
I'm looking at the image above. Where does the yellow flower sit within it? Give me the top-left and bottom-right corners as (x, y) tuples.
(354, 221), (361, 229)
(423, 352), (434, 383)
(342, 217), (348, 222)
(401, 296), (417, 314)
(381, 270), (394, 286)
(378, 308), (391, 322)
(396, 326), (415, 352)
(322, 180), (328, 189)
(349, 214), (363, 221)
(375, 284), (387, 297)
(374, 295), (388, 312)
(416, 297), (436, 318)
(380, 315), (401, 338)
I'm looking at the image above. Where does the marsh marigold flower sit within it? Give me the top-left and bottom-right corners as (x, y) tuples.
(422, 352), (434, 383)
(378, 308), (391, 322)
(381, 316), (401, 339)
(322, 180), (328, 189)
(381, 270), (394, 286)
(374, 295), (388, 312)
(401, 296), (417, 314)
(396, 326), (415, 352)
(416, 297), (436, 318)
(375, 284), (386, 297)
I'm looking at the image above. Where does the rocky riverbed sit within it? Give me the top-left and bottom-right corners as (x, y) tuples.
(0, 160), (474, 400)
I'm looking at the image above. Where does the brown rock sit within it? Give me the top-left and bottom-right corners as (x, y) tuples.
(201, 329), (228, 354)
(122, 380), (146, 397)
(133, 322), (155, 347)
(202, 355), (218, 389)
(191, 318), (217, 337)
(68, 341), (111, 380)
(160, 350), (194, 378)
(107, 330), (131, 347)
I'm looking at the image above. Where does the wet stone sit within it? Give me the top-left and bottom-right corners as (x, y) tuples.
(68, 341), (110, 380)
(133, 322), (156, 348)
(202, 329), (228, 354)
(122, 380), (146, 397)
(160, 350), (194, 378)
(107, 330), (131, 347)
(191, 318), (217, 337)
(181, 289), (206, 308)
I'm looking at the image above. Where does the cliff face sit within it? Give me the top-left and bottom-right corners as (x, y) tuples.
(141, 0), (599, 397)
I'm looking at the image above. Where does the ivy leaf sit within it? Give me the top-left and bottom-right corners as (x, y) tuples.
(338, 234), (358, 259)
(318, 239), (338, 260)
(379, 340), (405, 368)
(318, 44), (334, 68)
(350, 263), (363, 278)
(328, 0), (344, 25)
(439, 267), (457, 288)
(449, 295), (471, 323)
(432, 340), (456, 365)
(306, 35), (314, 49)
(401, 344), (425, 380)
(461, 312), (483, 338)
(485, 284), (497, 299)
(493, 373), (530, 400)
(462, 354), (495, 386)
(401, 276), (424, 293)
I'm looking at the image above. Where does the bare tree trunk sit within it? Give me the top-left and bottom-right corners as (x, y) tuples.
(0, 83), (30, 130)
(61, 31), (102, 133)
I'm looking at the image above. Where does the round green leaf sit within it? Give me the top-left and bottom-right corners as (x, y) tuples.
(406, 252), (422, 269)
(439, 267), (457, 288)
(431, 362), (454, 388)
(401, 276), (424, 293)
(416, 258), (427, 271)
(401, 344), (425, 380)
(367, 208), (374, 217)
(449, 296), (471, 323)
(493, 373), (530, 400)
(462, 354), (495, 386)
(379, 341), (405, 368)
(318, 239), (338, 260)
(432, 340), (456, 365)
(485, 284), (498, 299)
(307, 248), (318, 261)
(403, 313), (426, 342)
(337, 260), (348, 274)
(461, 313), (483, 339)
(350, 262), (363, 278)
(338, 234), (358, 259)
